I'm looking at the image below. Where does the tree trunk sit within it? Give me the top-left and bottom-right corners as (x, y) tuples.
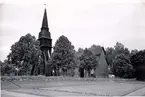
(31, 64), (35, 75)
(88, 69), (91, 77)
(34, 64), (38, 75)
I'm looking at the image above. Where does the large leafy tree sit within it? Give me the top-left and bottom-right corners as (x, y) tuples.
(130, 50), (145, 80)
(7, 33), (41, 75)
(79, 48), (98, 77)
(106, 42), (130, 65)
(50, 35), (76, 76)
(106, 42), (130, 73)
(112, 54), (134, 78)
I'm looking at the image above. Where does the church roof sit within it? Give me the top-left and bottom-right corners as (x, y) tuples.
(39, 8), (51, 39)
(89, 46), (109, 66)
(88, 45), (103, 56)
(42, 8), (48, 29)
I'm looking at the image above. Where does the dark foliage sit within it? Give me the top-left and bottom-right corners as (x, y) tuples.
(112, 54), (134, 78)
(130, 50), (145, 80)
(79, 48), (98, 77)
(7, 33), (41, 75)
(50, 35), (76, 76)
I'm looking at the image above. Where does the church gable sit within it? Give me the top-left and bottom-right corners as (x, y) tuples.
(95, 47), (109, 77)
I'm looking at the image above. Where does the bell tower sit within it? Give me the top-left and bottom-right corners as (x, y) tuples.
(38, 8), (52, 76)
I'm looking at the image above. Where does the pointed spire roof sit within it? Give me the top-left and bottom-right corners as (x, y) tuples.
(42, 8), (48, 28)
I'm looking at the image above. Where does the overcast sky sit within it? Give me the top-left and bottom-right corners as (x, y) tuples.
(0, 0), (145, 61)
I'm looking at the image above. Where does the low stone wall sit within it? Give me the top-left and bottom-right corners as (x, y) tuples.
(1, 76), (136, 82)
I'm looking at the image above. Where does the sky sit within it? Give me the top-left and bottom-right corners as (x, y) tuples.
(0, 0), (145, 61)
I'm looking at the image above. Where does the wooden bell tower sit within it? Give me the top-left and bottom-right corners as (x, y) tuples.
(38, 8), (52, 76)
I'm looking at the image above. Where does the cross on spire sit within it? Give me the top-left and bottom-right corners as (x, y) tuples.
(44, 4), (46, 8)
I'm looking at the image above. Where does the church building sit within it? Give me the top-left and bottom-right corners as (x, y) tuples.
(94, 47), (109, 77)
(79, 46), (109, 78)
(37, 8), (108, 77)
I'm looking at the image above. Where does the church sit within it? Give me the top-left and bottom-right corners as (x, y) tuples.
(38, 8), (109, 77)
(92, 46), (109, 77)
(78, 46), (109, 78)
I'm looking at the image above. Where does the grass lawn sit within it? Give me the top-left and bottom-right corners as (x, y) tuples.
(1, 76), (145, 96)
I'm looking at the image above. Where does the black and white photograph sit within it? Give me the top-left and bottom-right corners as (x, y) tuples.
(0, 0), (145, 97)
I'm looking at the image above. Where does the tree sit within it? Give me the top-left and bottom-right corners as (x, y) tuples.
(7, 33), (41, 75)
(130, 50), (145, 80)
(106, 47), (114, 67)
(112, 54), (134, 78)
(75, 48), (84, 67)
(106, 42), (130, 67)
(130, 49), (138, 57)
(114, 42), (130, 56)
(79, 48), (98, 77)
(105, 42), (130, 73)
(50, 35), (76, 76)
(1, 60), (16, 75)
(106, 47), (115, 74)
(76, 48), (84, 58)
(0, 61), (3, 75)
(29, 40), (41, 75)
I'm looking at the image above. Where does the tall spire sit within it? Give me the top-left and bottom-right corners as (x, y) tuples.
(38, 5), (52, 76)
(42, 8), (48, 29)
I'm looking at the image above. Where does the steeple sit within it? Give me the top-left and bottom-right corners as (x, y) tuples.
(39, 8), (51, 39)
(38, 7), (52, 76)
(41, 8), (48, 29)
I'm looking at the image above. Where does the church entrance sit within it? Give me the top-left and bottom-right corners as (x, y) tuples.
(79, 68), (84, 78)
